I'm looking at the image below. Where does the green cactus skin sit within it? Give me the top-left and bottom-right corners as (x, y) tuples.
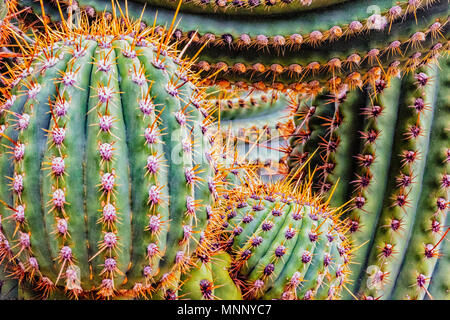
(0, 13), (219, 299)
(219, 178), (351, 300)
(357, 64), (440, 299)
(0, 0), (7, 22)
(180, 260), (215, 300)
(427, 212), (450, 300)
(341, 78), (403, 298)
(210, 251), (243, 300)
(211, 91), (289, 121)
(0, 266), (18, 299)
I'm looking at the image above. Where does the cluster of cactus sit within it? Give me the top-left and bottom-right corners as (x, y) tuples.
(0, 0), (448, 300)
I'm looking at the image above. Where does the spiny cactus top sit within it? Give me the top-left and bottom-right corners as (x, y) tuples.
(218, 173), (352, 300)
(0, 6), (222, 299)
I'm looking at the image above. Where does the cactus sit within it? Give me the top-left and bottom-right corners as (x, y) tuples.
(193, 57), (450, 300)
(179, 251), (243, 300)
(0, 3), (222, 299)
(26, 0), (449, 92)
(215, 172), (352, 300)
(210, 90), (295, 178)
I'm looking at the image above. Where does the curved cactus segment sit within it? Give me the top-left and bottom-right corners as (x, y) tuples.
(427, 215), (450, 300)
(179, 251), (242, 300)
(136, 0), (348, 16)
(179, 259), (214, 300)
(342, 77), (403, 297)
(211, 251), (243, 300)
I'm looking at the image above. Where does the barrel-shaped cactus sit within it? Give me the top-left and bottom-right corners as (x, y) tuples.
(216, 174), (351, 300)
(0, 0), (448, 301)
(0, 7), (220, 299)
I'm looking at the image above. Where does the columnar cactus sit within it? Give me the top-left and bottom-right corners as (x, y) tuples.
(0, 0), (448, 301)
(0, 5), (220, 299)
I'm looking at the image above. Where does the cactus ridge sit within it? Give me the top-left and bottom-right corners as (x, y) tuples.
(210, 90), (290, 121)
(356, 64), (439, 299)
(136, 0), (348, 16)
(53, 0), (442, 46)
(178, 250), (243, 300)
